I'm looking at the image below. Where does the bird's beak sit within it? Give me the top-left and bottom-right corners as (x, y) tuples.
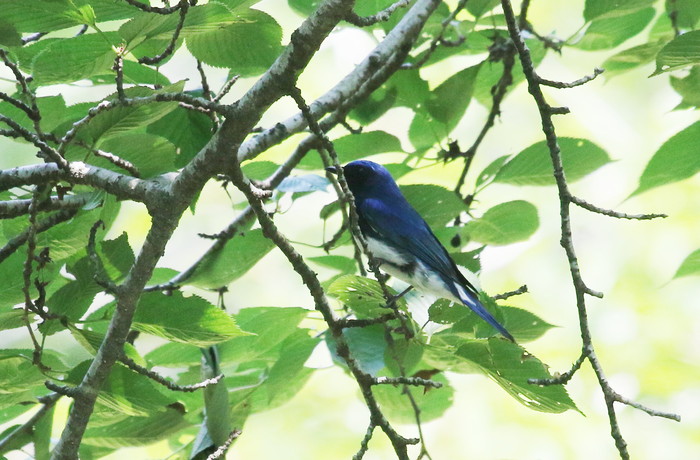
(325, 165), (340, 175)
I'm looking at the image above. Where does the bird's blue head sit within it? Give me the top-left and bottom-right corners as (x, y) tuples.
(329, 160), (400, 198)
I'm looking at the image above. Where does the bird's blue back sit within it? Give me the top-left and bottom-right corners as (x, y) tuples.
(341, 160), (514, 341)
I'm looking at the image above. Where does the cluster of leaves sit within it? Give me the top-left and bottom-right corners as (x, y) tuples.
(0, 0), (697, 458)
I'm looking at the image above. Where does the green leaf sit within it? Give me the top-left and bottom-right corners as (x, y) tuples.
(83, 406), (188, 448)
(373, 373), (454, 423)
(218, 306), (310, 363)
(494, 137), (612, 186)
(47, 276), (101, 321)
(147, 107), (213, 166)
(133, 291), (249, 347)
(73, 84), (185, 146)
(248, 330), (318, 411)
(673, 249), (700, 279)
(0, 310), (25, 332)
(667, 0), (700, 29)
(427, 64), (481, 126)
(96, 133), (177, 177)
(32, 32), (118, 85)
(65, 360), (177, 417)
(652, 30), (700, 75)
(632, 121), (700, 195)
(602, 41), (665, 78)
(671, 66), (700, 109)
(334, 130), (402, 158)
(277, 174), (330, 193)
(0, 20), (21, 47)
(99, 233), (135, 282)
(186, 228), (275, 289)
(0, 0), (136, 34)
(575, 7), (655, 51)
(33, 403), (54, 460)
(186, 8), (283, 76)
(327, 275), (404, 318)
(0, 357), (46, 394)
(242, 161), (279, 180)
(400, 184), (468, 228)
(584, 0), (655, 22)
(410, 64), (481, 150)
(308, 255), (356, 275)
(499, 306), (555, 342)
(465, 200), (539, 245)
(466, 0), (500, 17)
(336, 325), (388, 375)
(456, 339), (579, 413)
(201, 346), (231, 447)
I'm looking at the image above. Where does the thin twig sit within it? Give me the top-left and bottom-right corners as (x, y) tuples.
(0, 114), (68, 169)
(113, 54), (125, 100)
(0, 208), (80, 263)
(206, 430), (242, 460)
(87, 220), (119, 293)
(372, 376), (442, 388)
(345, 0), (410, 26)
(352, 423), (375, 460)
(500, 2), (680, 458)
(138, 1), (189, 65)
(0, 194), (90, 218)
(528, 348), (588, 385)
(571, 196), (667, 220)
(337, 313), (396, 328)
(0, 393), (61, 452)
(537, 68), (604, 89)
(492, 284), (528, 300)
(213, 75), (240, 103)
(120, 354), (224, 392)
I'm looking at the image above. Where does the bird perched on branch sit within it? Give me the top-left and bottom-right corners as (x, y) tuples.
(327, 160), (514, 342)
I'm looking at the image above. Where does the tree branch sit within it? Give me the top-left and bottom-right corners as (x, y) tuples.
(120, 354), (224, 392)
(0, 162), (154, 203)
(0, 194), (90, 218)
(500, 2), (680, 459)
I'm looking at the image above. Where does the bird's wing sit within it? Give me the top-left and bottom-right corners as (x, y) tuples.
(358, 197), (476, 293)
(359, 197), (514, 342)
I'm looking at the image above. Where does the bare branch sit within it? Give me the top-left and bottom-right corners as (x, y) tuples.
(213, 75), (240, 103)
(538, 68), (604, 89)
(345, 0), (410, 26)
(492, 284), (528, 300)
(528, 348), (588, 386)
(138, 1), (189, 65)
(0, 393), (61, 452)
(0, 114), (68, 169)
(0, 208), (79, 264)
(571, 195), (667, 220)
(500, 2), (680, 458)
(0, 194), (90, 218)
(352, 423), (375, 460)
(0, 162), (153, 203)
(120, 354), (224, 392)
(372, 376), (443, 388)
(206, 430), (242, 460)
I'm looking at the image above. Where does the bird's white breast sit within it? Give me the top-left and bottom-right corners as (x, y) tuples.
(365, 236), (461, 304)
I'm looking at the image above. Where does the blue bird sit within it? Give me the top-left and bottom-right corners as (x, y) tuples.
(327, 160), (514, 342)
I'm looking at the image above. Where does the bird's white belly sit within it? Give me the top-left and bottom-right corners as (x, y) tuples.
(365, 237), (460, 304)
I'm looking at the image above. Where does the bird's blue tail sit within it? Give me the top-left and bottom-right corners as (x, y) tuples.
(456, 285), (515, 342)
